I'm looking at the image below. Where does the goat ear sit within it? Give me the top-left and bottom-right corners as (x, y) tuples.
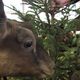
(0, 0), (6, 19)
(0, 0), (8, 40)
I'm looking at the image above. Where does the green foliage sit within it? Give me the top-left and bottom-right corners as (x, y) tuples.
(11, 0), (80, 80)
(11, 6), (35, 22)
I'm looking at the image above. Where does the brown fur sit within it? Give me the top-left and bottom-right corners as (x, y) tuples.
(0, 22), (55, 78)
(0, 0), (55, 78)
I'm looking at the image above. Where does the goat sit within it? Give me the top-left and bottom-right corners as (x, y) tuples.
(0, 0), (55, 79)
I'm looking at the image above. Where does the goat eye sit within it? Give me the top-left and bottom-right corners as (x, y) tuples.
(24, 41), (32, 48)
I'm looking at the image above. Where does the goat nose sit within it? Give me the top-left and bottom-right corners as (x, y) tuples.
(24, 41), (32, 48)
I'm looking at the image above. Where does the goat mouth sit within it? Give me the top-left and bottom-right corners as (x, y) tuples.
(39, 69), (53, 78)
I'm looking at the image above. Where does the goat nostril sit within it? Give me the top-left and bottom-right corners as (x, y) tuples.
(24, 41), (32, 48)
